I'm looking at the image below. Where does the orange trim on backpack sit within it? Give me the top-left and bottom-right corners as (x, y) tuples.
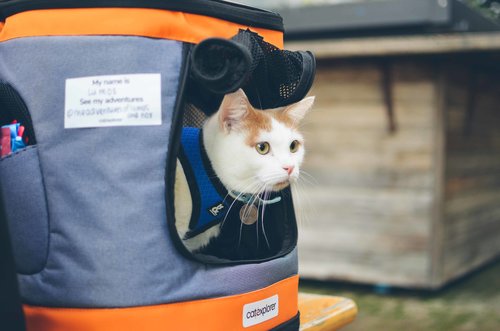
(23, 275), (298, 331)
(0, 8), (283, 48)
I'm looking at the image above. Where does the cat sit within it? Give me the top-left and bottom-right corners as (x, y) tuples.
(174, 88), (314, 252)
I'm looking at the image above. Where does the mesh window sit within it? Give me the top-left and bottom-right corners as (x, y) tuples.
(188, 29), (315, 114)
(231, 29), (315, 110)
(182, 103), (207, 128)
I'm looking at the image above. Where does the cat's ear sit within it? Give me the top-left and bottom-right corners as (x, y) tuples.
(283, 96), (315, 125)
(218, 89), (251, 133)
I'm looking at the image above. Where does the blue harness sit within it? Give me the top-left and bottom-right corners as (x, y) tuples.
(179, 127), (229, 239)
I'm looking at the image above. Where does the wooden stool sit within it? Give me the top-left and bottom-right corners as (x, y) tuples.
(298, 293), (357, 331)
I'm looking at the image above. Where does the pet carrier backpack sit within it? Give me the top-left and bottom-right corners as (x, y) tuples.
(0, 1), (315, 330)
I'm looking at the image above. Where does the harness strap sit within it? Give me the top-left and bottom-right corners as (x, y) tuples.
(178, 127), (228, 239)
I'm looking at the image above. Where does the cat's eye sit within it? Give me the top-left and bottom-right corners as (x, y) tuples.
(290, 140), (300, 153)
(255, 142), (270, 155)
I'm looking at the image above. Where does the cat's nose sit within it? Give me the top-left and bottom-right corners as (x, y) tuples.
(283, 166), (294, 176)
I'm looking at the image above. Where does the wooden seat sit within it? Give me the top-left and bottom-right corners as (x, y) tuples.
(298, 293), (357, 331)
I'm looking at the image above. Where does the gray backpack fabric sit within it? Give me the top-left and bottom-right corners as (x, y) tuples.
(0, 1), (314, 330)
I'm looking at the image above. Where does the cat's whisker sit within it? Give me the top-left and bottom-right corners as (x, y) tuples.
(255, 188), (264, 248)
(242, 183), (266, 222)
(297, 175), (316, 193)
(292, 179), (315, 228)
(261, 189), (271, 249)
(221, 176), (262, 202)
(238, 178), (267, 195)
(237, 219), (243, 249)
(220, 181), (261, 229)
(237, 197), (265, 253)
(291, 183), (305, 228)
(297, 174), (316, 187)
(237, 182), (266, 250)
(258, 183), (272, 247)
(220, 179), (264, 237)
(299, 170), (318, 184)
(243, 185), (262, 247)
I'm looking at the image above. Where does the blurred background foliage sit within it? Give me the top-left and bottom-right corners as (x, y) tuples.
(465, 0), (500, 20)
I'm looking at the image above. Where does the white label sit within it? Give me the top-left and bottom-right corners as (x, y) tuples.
(242, 294), (279, 328)
(64, 74), (161, 128)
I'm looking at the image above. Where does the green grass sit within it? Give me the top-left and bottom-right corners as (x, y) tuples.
(299, 261), (500, 331)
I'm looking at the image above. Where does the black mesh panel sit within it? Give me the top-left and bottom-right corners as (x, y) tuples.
(188, 29), (315, 114)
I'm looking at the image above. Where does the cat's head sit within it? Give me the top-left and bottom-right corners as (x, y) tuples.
(203, 89), (314, 194)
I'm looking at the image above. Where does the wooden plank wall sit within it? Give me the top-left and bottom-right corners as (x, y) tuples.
(440, 58), (500, 284)
(296, 59), (437, 287)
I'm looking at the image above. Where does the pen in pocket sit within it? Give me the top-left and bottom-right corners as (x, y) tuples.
(1, 121), (26, 157)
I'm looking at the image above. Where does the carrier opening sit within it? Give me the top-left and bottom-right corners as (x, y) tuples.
(171, 30), (315, 264)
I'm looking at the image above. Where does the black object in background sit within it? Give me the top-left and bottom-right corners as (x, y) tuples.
(188, 29), (316, 114)
(0, 189), (25, 331)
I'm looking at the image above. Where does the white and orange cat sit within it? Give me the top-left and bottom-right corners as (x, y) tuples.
(175, 89), (314, 252)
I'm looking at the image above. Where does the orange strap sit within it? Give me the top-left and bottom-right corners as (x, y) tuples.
(24, 275), (298, 331)
(0, 8), (283, 48)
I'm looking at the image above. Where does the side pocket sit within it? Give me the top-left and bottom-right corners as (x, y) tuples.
(0, 146), (49, 275)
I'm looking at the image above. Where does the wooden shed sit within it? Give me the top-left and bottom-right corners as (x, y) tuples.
(281, 1), (500, 289)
